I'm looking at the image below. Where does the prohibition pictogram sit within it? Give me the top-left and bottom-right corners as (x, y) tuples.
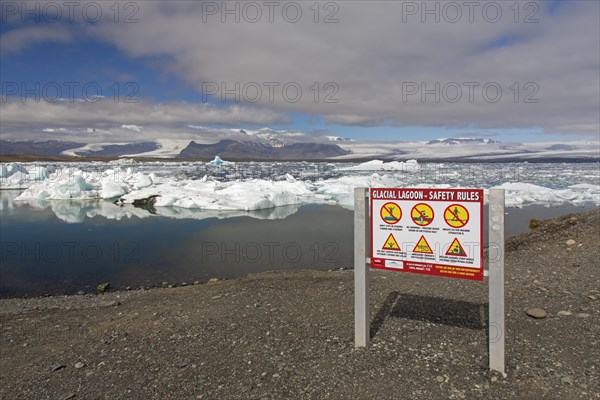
(380, 202), (402, 225)
(445, 238), (467, 257)
(412, 235), (433, 254)
(382, 233), (401, 251)
(444, 204), (469, 228)
(411, 203), (434, 226)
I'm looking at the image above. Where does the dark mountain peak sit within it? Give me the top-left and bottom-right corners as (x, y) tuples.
(177, 140), (349, 160)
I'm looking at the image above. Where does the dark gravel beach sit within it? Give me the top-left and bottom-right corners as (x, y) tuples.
(1, 209), (599, 399)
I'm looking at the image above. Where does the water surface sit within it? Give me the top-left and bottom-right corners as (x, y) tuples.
(0, 191), (597, 297)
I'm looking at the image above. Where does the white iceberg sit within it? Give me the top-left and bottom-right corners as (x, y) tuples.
(207, 156), (233, 167)
(8, 161), (600, 216)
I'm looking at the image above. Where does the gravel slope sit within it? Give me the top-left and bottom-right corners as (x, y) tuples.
(1, 209), (599, 400)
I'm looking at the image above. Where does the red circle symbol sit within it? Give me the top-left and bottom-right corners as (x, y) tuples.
(380, 202), (402, 225)
(410, 203), (434, 226)
(444, 204), (469, 228)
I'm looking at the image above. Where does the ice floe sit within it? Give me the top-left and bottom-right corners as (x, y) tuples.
(2, 160), (598, 221)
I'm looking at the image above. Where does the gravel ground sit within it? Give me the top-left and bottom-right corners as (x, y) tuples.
(1, 209), (599, 400)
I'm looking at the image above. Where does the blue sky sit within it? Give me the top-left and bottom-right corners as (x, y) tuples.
(1, 0), (598, 143)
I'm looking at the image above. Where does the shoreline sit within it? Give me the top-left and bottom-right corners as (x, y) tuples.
(1, 209), (599, 399)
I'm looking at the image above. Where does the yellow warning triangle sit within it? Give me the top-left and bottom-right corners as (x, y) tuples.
(412, 235), (433, 254)
(382, 233), (401, 251)
(445, 238), (467, 257)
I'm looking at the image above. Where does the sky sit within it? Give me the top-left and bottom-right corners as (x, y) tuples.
(0, 0), (599, 144)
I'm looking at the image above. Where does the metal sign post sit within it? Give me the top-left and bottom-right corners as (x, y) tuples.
(354, 187), (370, 347)
(488, 189), (506, 374)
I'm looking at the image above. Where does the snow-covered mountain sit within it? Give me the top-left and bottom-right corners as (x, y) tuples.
(426, 137), (499, 145)
(1, 133), (598, 161)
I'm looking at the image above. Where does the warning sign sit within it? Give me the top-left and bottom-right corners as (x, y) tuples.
(370, 188), (483, 281)
(382, 233), (401, 251)
(445, 238), (467, 257)
(411, 203), (434, 226)
(380, 202), (402, 225)
(412, 235), (433, 254)
(444, 204), (469, 228)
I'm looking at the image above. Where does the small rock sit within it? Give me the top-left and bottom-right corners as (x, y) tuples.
(76, 290), (85, 296)
(491, 376), (498, 383)
(561, 376), (573, 385)
(75, 362), (85, 369)
(208, 278), (220, 283)
(557, 311), (572, 316)
(565, 239), (576, 246)
(97, 283), (111, 294)
(575, 313), (590, 318)
(526, 308), (547, 319)
(436, 375), (444, 383)
(51, 364), (66, 372)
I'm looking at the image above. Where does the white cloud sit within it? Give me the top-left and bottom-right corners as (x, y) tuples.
(0, 99), (287, 126)
(0, 25), (73, 54)
(2, 0), (599, 138)
(121, 125), (142, 132)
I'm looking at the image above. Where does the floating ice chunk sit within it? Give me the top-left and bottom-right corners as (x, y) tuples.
(7, 163), (27, 175)
(7, 171), (28, 184)
(0, 163), (49, 188)
(207, 156), (233, 166)
(127, 171), (153, 189)
(119, 178), (312, 211)
(27, 165), (49, 181)
(9, 161), (600, 213)
(52, 175), (94, 199)
(101, 181), (127, 199)
(492, 182), (600, 207)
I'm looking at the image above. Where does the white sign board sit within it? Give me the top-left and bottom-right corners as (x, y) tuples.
(370, 188), (484, 280)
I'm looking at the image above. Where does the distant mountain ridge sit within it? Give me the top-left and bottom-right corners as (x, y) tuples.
(0, 140), (82, 156)
(177, 140), (350, 160)
(1, 137), (597, 162)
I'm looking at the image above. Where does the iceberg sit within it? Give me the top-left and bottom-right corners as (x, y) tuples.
(0, 163), (49, 189)
(207, 155), (233, 167)
(7, 161), (599, 217)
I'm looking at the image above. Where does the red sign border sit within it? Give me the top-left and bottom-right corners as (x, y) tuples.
(370, 188), (484, 282)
